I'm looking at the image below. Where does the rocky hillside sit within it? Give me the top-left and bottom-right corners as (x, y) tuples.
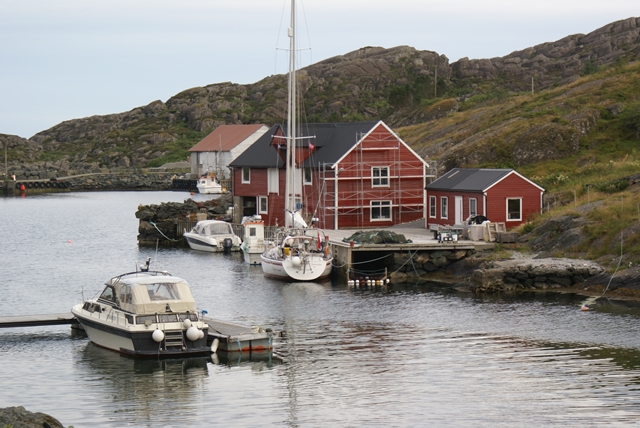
(1, 17), (638, 175)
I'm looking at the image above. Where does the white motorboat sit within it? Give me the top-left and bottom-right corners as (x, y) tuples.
(183, 219), (242, 253)
(71, 260), (212, 358)
(240, 215), (266, 265)
(196, 174), (224, 194)
(260, 0), (333, 281)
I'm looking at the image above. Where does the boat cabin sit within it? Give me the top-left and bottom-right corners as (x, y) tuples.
(90, 275), (198, 317)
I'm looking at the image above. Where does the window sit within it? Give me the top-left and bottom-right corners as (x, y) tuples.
(98, 286), (116, 303)
(242, 167), (250, 184)
(440, 197), (448, 219)
(429, 196), (436, 218)
(371, 200), (391, 221)
(304, 167), (312, 185)
(372, 166), (389, 187)
(267, 168), (279, 193)
(248, 227), (257, 237)
(146, 282), (181, 301)
(507, 198), (522, 221)
(258, 196), (268, 214)
(469, 198), (477, 217)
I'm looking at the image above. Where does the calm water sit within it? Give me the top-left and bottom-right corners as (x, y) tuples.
(2, 192), (640, 427)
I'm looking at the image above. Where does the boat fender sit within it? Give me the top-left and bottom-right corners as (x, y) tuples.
(291, 256), (301, 267)
(152, 329), (165, 343)
(183, 318), (192, 329)
(211, 338), (220, 354)
(186, 326), (200, 341)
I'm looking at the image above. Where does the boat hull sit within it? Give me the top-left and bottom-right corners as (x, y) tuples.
(261, 255), (332, 281)
(196, 186), (223, 194)
(184, 234), (240, 253)
(242, 249), (263, 265)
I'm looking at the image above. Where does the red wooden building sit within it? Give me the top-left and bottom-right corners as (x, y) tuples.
(425, 168), (544, 229)
(229, 121), (430, 229)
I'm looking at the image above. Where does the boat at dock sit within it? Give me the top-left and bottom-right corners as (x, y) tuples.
(259, 0), (333, 281)
(70, 260), (212, 358)
(183, 219), (242, 253)
(241, 215), (266, 265)
(196, 173), (224, 194)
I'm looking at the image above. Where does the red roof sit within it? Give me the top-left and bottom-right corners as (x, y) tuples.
(189, 124), (266, 152)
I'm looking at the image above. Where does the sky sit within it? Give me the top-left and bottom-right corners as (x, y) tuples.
(1, 1), (637, 139)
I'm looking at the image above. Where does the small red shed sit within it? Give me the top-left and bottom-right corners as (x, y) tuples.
(425, 168), (544, 229)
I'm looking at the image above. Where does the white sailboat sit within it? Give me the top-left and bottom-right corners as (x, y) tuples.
(260, 0), (333, 281)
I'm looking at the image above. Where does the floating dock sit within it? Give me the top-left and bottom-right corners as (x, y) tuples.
(0, 313), (77, 328)
(205, 317), (279, 353)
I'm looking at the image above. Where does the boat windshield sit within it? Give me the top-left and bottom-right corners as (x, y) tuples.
(200, 223), (232, 235)
(146, 282), (181, 301)
(98, 286), (116, 303)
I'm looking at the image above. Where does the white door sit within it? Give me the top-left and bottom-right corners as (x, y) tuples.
(455, 196), (463, 225)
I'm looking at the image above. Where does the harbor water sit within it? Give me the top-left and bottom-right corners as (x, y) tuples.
(2, 191), (640, 427)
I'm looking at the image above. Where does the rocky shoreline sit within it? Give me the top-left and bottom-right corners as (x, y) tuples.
(0, 406), (65, 428)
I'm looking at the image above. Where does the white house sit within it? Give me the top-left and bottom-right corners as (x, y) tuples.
(189, 124), (269, 179)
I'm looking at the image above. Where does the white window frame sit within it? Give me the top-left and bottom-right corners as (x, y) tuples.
(303, 167), (312, 185)
(506, 198), (522, 221)
(440, 196), (448, 219)
(429, 196), (437, 218)
(370, 200), (392, 221)
(371, 166), (389, 187)
(242, 167), (250, 184)
(469, 198), (477, 217)
(258, 196), (268, 214)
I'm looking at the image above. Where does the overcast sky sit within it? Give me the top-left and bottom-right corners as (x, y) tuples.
(1, 0), (637, 138)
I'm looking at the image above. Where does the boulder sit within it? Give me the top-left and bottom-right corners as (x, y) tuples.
(0, 406), (64, 428)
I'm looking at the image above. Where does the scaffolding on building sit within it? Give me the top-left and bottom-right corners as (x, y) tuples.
(318, 130), (435, 229)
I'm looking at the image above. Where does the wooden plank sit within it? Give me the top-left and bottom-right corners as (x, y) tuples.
(0, 313), (76, 328)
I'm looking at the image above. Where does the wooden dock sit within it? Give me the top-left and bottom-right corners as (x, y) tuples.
(0, 313), (77, 328)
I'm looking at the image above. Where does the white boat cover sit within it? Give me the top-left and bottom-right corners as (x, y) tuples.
(110, 275), (197, 314)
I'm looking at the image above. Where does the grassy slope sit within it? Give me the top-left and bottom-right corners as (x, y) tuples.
(398, 60), (640, 269)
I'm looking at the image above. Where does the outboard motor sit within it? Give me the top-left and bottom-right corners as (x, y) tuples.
(223, 238), (233, 254)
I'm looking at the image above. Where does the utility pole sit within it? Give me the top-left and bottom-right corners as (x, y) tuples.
(531, 75), (535, 95)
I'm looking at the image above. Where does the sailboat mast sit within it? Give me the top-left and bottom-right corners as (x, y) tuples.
(286, 0), (297, 225)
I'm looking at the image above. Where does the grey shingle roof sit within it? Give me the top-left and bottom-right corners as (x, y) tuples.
(426, 168), (514, 192)
(229, 122), (379, 168)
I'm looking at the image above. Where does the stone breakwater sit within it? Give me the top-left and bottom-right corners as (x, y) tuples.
(389, 249), (478, 284)
(136, 195), (233, 246)
(470, 258), (604, 293)
(65, 172), (175, 191)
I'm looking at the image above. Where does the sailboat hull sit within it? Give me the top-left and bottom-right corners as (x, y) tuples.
(261, 254), (332, 281)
